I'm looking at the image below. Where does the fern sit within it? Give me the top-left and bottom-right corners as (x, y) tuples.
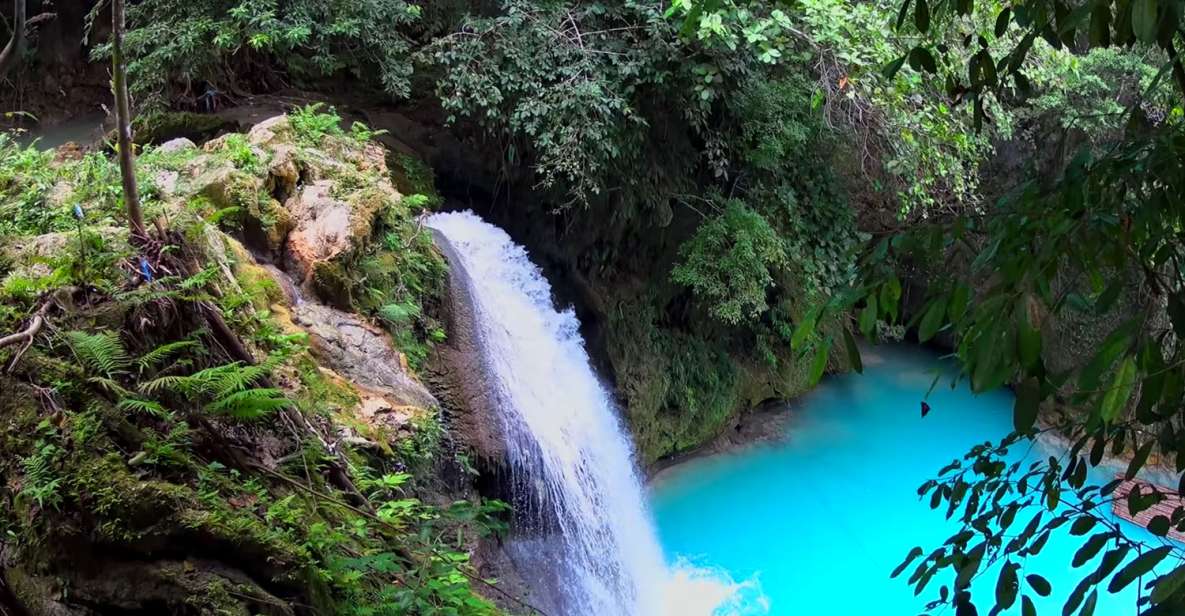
(66, 331), (132, 378)
(116, 398), (169, 418)
(179, 266), (220, 290)
(88, 376), (133, 397)
(206, 387), (291, 420)
(20, 440), (63, 509)
(139, 374), (190, 396)
(137, 339), (199, 373)
(138, 358), (291, 421)
(378, 302), (421, 324)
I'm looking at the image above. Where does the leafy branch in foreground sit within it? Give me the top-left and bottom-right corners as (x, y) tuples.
(778, 117), (1182, 614)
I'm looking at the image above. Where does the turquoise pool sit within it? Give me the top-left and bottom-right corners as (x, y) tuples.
(651, 346), (1163, 615)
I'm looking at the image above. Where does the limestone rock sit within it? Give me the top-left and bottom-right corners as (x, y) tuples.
(157, 137), (196, 154)
(154, 169), (181, 198)
(292, 301), (436, 412)
(424, 231), (508, 469)
(246, 115), (294, 148)
(284, 181), (357, 283)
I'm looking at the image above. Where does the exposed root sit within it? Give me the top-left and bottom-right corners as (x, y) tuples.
(0, 303), (47, 351)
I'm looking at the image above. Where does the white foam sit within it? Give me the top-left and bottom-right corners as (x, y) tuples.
(663, 559), (771, 616)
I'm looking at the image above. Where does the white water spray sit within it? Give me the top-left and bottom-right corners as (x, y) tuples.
(427, 211), (762, 616)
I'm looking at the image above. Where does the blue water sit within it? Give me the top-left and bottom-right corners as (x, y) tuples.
(651, 345), (1169, 615)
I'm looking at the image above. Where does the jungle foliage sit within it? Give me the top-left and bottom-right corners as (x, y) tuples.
(8, 0), (1185, 612)
(0, 110), (501, 614)
(672, 0), (1185, 612)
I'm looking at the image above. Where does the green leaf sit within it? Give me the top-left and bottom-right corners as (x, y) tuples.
(909, 47), (938, 73)
(1100, 357), (1137, 423)
(891, 546), (924, 578)
(1027, 573), (1052, 596)
(896, 0), (914, 29)
(1072, 532), (1111, 568)
(1079, 589), (1098, 616)
(915, 0), (931, 32)
(809, 338), (832, 386)
(1108, 546), (1172, 593)
(995, 7), (1012, 35)
(791, 306), (820, 351)
(996, 561), (1019, 609)
(948, 284), (971, 323)
(918, 299), (946, 342)
(860, 295), (879, 338)
(1148, 515), (1172, 537)
(880, 277), (903, 323)
(843, 327), (863, 374)
(1125, 439), (1154, 480)
(1014, 378), (1041, 434)
(1131, 0), (1158, 43)
(883, 54), (908, 79)
(1071, 516), (1097, 536)
(1168, 292), (1185, 339)
(1017, 308), (1042, 369)
(1151, 564), (1185, 604)
(1022, 595), (1037, 616)
(1063, 574), (1093, 615)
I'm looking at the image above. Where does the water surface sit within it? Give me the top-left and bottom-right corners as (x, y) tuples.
(652, 345), (1165, 615)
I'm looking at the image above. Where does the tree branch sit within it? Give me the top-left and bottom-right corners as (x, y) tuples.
(0, 301), (48, 350)
(0, 0), (27, 80)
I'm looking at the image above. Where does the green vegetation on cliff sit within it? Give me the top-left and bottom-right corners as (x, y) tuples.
(0, 109), (506, 615)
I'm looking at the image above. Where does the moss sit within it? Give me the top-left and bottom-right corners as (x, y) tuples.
(236, 261), (285, 310)
(294, 356), (360, 416)
(606, 298), (743, 464)
(602, 290), (844, 465)
(310, 260), (356, 309)
(70, 452), (194, 543)
(389, 152), (443, 210)
(178, 504), (310, 571)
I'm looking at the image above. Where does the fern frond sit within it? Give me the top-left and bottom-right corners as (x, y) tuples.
(137, 340), (199, 373)
(211, 363), (269, 398)
(179, 266), (220, 290)
(206, 387), (291, 420)
(88, 376), (132, 398)
(139, 374), (191, 396)
(66, 331), (132, 377)
(116, 398), (169, 418)
(184, 362), (245, 397)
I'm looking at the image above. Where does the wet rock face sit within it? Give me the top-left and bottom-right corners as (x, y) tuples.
(423, 231), (508, 473)
(292, 301), (437, 413)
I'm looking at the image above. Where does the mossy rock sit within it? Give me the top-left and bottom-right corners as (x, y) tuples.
(389, 151), (443, 210)
(133, 112), (237, 146)
(69, 452), (194, 544)
(309, 260), (355, 309)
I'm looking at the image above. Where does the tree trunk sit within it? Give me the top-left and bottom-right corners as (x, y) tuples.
(111, 0), (145, 237)
(0, 0), (27, 79)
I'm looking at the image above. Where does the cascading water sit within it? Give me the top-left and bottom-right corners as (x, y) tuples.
(427, 211), (667, 615)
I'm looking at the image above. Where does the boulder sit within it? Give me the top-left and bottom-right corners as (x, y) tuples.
(283, 181), (357, 284)
(157, 137), (196, 154)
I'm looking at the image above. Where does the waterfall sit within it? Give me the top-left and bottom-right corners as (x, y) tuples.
(427, 211), (667, 615)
